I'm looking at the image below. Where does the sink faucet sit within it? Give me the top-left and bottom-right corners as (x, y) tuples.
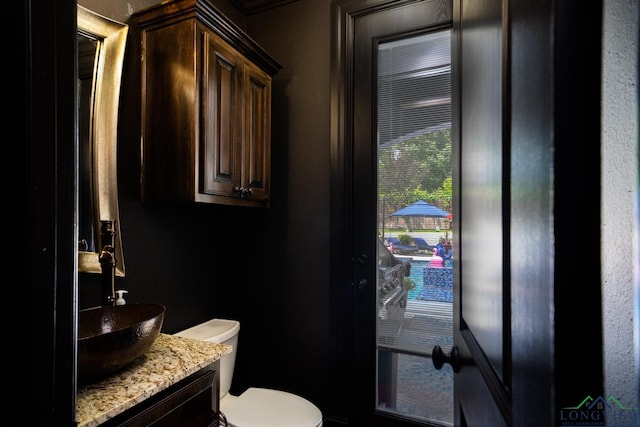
(99, 220), (117, 306)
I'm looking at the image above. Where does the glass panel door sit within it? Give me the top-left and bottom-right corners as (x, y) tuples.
(376, 30), (454, 426)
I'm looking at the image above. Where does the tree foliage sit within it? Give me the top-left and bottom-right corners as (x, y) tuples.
(379, 128), (452, 211)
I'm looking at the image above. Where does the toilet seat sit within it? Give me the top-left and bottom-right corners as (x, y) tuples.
(221, 387), (323, 427)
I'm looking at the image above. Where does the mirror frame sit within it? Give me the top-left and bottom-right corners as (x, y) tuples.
(77, 6), (127, 276)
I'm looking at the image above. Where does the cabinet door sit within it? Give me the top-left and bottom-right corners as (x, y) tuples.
(141, 20), (198, 203)
(104, 365), (219, 427)
(243, 61), (271, 203)
(200, 29), (243, 200)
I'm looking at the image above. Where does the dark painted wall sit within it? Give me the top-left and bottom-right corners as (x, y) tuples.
(78, 0), (333, 412)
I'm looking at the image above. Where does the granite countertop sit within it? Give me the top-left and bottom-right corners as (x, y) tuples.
(76, 333), (231, 427)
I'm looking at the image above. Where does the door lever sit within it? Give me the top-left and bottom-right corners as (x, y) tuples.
(355, 253), (368, 264)
(432, 345), (460, 373)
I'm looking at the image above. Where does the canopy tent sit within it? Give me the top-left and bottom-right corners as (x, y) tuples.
(389, 200), (449, 218)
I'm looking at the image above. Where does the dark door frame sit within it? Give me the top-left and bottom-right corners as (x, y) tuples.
(23, 0), (78, 424)
(329, 0), (453, 425)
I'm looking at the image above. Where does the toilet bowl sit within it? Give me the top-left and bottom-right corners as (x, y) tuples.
(175, 319), (322, 427)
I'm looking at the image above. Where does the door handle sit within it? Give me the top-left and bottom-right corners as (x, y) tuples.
(355, 253), (369, 293)
(356, 253), (368, 264)
(432, 345), (460, 373)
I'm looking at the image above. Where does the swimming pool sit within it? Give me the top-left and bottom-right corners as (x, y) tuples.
(405, 259), (453, 302)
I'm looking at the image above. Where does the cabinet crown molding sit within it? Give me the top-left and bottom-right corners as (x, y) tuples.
(133, 0), (282, 75)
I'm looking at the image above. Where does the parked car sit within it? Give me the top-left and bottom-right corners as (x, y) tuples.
(386, 236), (419, 255)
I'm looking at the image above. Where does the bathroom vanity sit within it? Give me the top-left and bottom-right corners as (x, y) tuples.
(76, 334), (231, 427)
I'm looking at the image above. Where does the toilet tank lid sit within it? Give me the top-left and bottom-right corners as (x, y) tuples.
(175, 318), (240, 343)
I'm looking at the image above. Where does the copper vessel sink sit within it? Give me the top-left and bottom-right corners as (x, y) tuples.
(77, 303), (165, 384)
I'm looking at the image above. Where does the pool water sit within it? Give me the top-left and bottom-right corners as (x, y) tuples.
(405, 259), (453, 302)
(406, 259), (428, 299)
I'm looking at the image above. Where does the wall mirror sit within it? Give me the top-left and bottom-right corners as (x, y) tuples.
(77, 5), (127, 276)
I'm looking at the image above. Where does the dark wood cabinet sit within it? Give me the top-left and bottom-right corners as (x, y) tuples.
(134, 0), (280, 207)
(101, 363), (219, 427)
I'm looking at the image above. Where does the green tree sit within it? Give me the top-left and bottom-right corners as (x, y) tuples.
(379, 128), (452, 211)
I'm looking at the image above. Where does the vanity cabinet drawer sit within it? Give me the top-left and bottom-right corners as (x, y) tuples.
(102, 364), (219, 427)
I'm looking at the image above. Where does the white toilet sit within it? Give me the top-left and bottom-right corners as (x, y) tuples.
(175, 318), (323, 427)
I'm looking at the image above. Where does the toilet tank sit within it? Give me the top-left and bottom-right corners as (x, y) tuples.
(175, 318), (240, 398)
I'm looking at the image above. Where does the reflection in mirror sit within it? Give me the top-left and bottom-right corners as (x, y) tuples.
(78, 33), (98, 254)
(77, 6), (127, 276)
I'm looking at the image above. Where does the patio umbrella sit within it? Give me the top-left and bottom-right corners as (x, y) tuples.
(389, 200), (449, 218)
